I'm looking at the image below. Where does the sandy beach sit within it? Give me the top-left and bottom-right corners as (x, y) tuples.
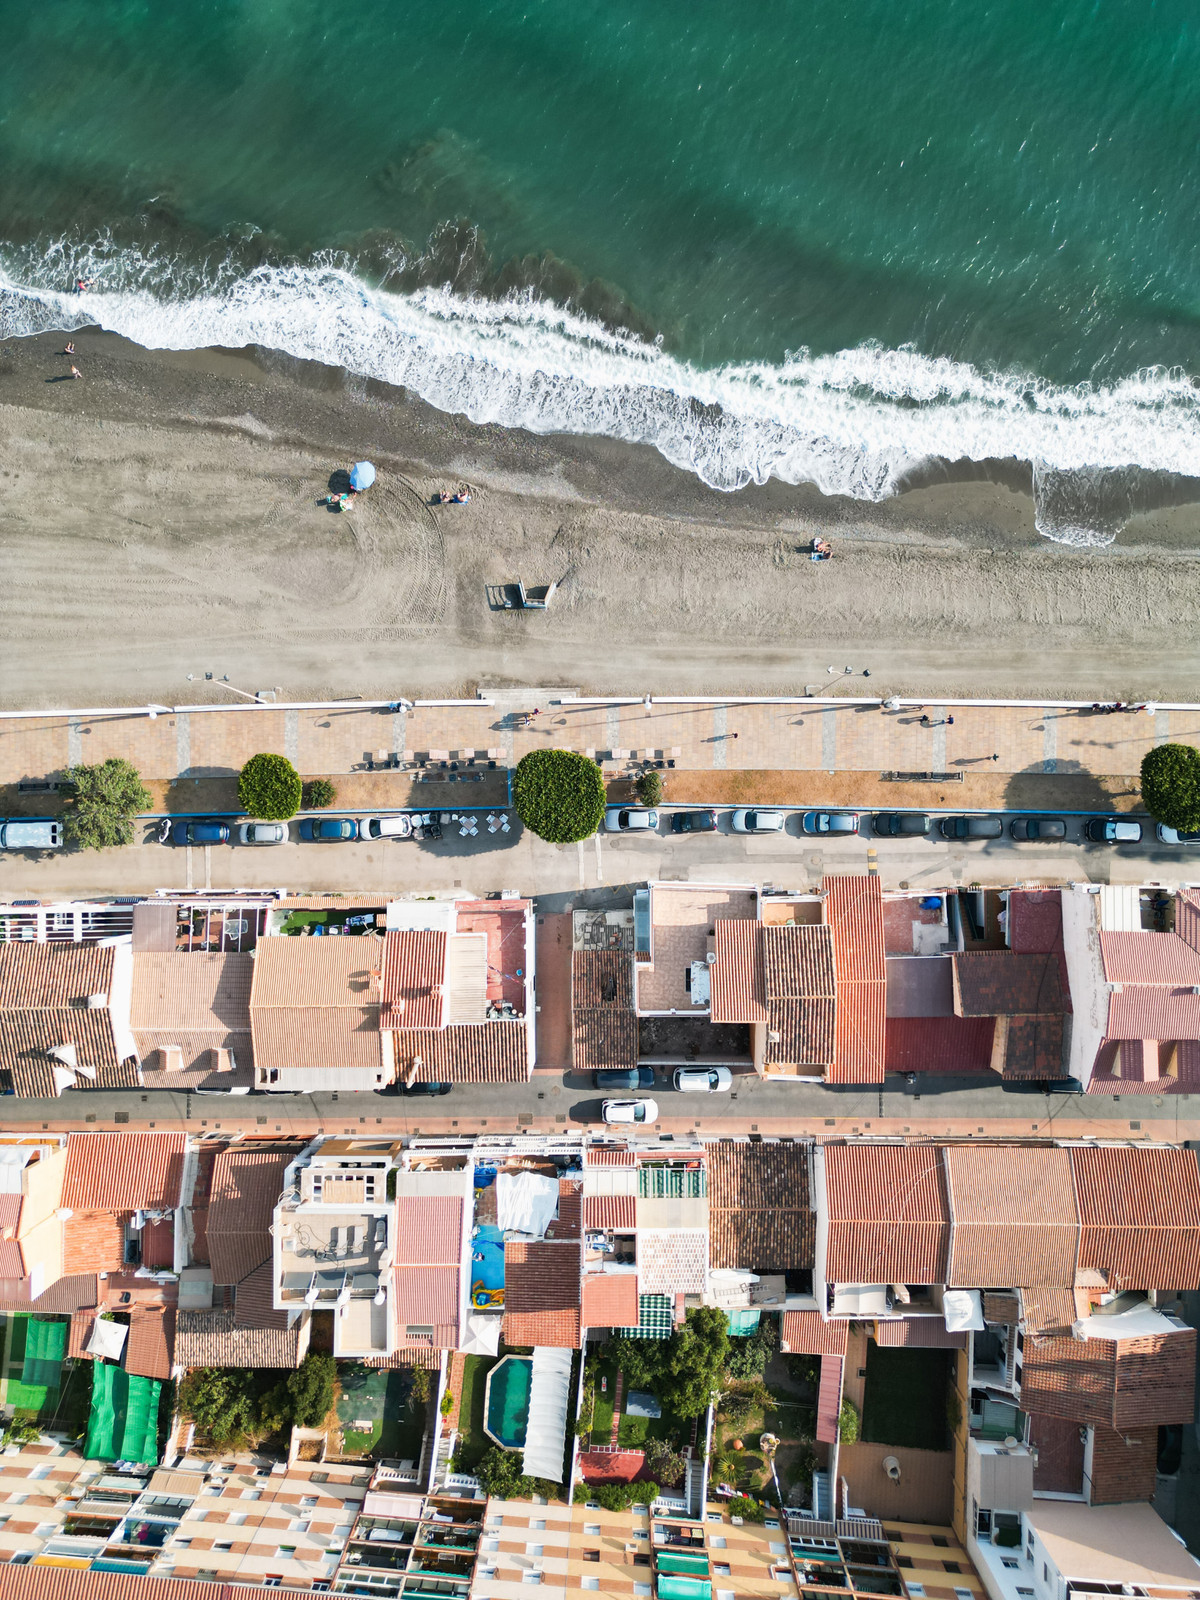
(2, 327), (1199, 710)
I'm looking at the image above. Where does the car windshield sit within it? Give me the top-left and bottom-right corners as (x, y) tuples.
(632, 1104), (645, 1121)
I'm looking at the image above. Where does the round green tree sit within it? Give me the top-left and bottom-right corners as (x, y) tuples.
(513, 749), (606, 842)
(635, 769), (663, 806)
(1140, 743), (1200, 832)
(238, 753), (303, 820)
(64, 757), (153, 851)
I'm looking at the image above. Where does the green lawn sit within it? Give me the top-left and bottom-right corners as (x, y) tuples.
(590, 1362), (617, 1443)
(453, 1355), (496, 1472)
(279, 910), (377, 935)
(861, 1346), (952, 1452)
(711, 1368), (817, 1502)
(337, 1367), (426, 1462)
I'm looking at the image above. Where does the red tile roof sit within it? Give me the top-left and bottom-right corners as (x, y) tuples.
(1101, 930), (1200, 986)
(826, 875), (887, 1084)
(1088, 1425), (1160, 1505)
(394, 1196), (462, 1266)
(1028, 1410), (1085, 1495)
(1007, 890), (1063, 955)
(884, 1016), (996, 1075)
(762, 925), (836, 1069)
(589, 1148), (636, 1166)
(823, 1143), (950, 1286)
(872, 1318), (966, 1348)
(124, 1307), (173, 1381)
(707, 1142), (814, 1271)
(62, 1132), (186, 1212)
(129, 952), (254, 1078)
(380, 931), (447, 1027)
(1175, 890), (1200, 954)
(1020, 1329), (1196, 1429)
(503, 1240), (582, 1347)
(815, 1354), (843, 1444)
(581, 1195), (635, 1231)
(1107, 987), (1200, 1040)
(1020, 1286), (1077, 1337)
(943, 1145), (1079, 1288)
(393, 1265), (460, 1347)
(250, 939), (383, 1075)
(207, 1147), (291, 1286)
(174, 1307), (304, 1368)
(780, 1311), (848, 1356)
(581, 1272), (639, 1328)
(392, 1020), (529, 1083)
(709, 921), (768, 1024)
(1071, 1146), (1200, 1290)
(954, 950), (1066, 1017)
(0, 945), (140, 1096)
(571, 951), (638, 1074)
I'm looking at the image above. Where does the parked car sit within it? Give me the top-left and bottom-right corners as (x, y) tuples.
(730, 808), (785, 834)
(299, 817), (359, 842)
(358, 815), (414, 841)
(592, 1067), (656, 1090)
(237, 821), (288, 846)
(801, 811), (859, 836)
(1085, 817), (1143, 843)
(670, 809), (719, 834)
(602, 1098), (659, 1124)
(873, 812), (931, 836)
(938, 815), (1004, 840)
(673, 1067), (733, 1093)
(401, 1081), (452, 1096)
(0, 820), (62, 850)
(1010, 817), (1067, 841)
(605, 807), (659, 832)
(171, 818), (231, 846)
(1155, 823), (1200, 845)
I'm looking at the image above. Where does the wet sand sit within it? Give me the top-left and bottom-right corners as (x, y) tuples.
(2, 327), (1199, 709)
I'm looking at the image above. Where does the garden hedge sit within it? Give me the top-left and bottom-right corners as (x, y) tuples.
(513, 749), (606, 842)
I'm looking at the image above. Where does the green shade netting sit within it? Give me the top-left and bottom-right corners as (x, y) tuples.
(85, 1361), (161, 1464)
(657, 1579), (712, 1600)
(21, 1318), (66, 1389)
(656, 1554), (711, 1576)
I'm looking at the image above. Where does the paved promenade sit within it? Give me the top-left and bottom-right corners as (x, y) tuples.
(0, 688), (1191, 808)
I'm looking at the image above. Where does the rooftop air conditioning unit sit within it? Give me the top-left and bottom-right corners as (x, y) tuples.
(768, 1030), (782, 1044)
(706, 952), (717, 965)
(86, 993), (107, 1009)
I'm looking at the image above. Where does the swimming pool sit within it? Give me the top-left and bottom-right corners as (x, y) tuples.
(471, 1224), (505, 1308)
(483, 1355), (532, 1450)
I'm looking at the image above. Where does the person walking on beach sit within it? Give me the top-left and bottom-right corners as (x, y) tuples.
(68, 365), (82, 380)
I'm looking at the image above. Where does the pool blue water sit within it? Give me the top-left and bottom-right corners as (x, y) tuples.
(485, 1356), (532, 1449)
(472, 1225), (505, 1296)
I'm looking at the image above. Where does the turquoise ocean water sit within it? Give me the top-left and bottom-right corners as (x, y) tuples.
(1, 0), (1199, 538)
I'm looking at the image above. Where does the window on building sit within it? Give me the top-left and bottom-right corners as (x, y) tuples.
(633, 1554), (650, 1567)
(174, 1539), (192, 1550)
(290, 1520), (310, 1533)
(954, 1591), (974, 1600)
(581, 1579), (600, 1592)
(930, 1536), (949, 1548)
(717, 1591), (735, 1600)
(706, 1513), (722, 1523)
(7, 1555), (31, 1568)
(196, 1572), (218, 1582)
(1002, 1559), (1019, 1570)
(277, 1546), (297, 1558)
(769, 1542), (786, 1554)
(713, 1564), (731, 1578)
(530, 1519), (545, 1531)
(228, 1515), (247, 1527)
(240, 1490), (261, 1501)
(312, 1473), (329, 1485)
(764, 1519), (779, 1530)
(521, 1574), (542, 1586)
(583, 1551), (599, 1563)
(584, 1525), (600, 1536)
(312, 1585), (330, 1592)
(334, 1525), (353, 1538)
(214, 1542), (233, 1552)
(1043, 1566), (1050, 1584)
(0, 1518), (10, 1529)
(525, 1544), (543, 1558)
(710, 1536), (726, 1549)
(192, 1511), (207, 1523)
(263, 1578), (282, 1588)
(301, 1498), (318, 1510)
(906, 1587), (925, 1598)
(477, 1568), (496, 1582)
(942, 1562), (960, 1573)
(585, 1503), (601, 1512)
(483, 1537), (499, 1552)
(633, 1585), (651, 1598)
(28, 1467), (50, 1481)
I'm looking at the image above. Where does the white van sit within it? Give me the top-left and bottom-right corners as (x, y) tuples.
(0, 820), (63, 850)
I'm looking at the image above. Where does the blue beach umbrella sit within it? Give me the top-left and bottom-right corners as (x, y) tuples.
(350, 461), (376, 491)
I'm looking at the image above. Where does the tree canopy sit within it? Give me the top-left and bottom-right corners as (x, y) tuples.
(179, 1352), (335, 1447)
(1140, 743), (1200, 832)
(238, 752), (303, 820)
(513, 749), (606, 842)
(63, 757), (152, 850)
(606, 1306), (731, 1420)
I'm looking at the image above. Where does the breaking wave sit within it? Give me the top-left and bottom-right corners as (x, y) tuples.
(3, 242), (1199, 542)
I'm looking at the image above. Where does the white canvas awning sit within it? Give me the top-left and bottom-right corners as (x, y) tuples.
(943, 1289), (984, 1332)
(521, 1347), (573, 1483)
(496, 1170), (558, 1238)
(461, 1312), (502, 1356)
(85, 1318), (128, 1361)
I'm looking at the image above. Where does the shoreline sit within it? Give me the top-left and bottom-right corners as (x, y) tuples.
(2, 325), (1200, 708)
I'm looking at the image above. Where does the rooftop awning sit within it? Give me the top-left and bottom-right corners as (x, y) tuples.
(520, 1346), (572, 1482)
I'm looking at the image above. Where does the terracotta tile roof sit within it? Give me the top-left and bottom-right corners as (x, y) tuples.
(761, 924), (836, 1068)
(175, 1307), (303, 1368)
(872, 1318), (966, 1348)
(954, 949), (1066, 1017)
(394, 1196), (463, 1265)
(943, 1145), (1079, 1287)
(581, 1272), (640, 1328)
(394, 1265), (461, 1347)
(0, 945), (140, 1095)
(1007, 890), (1064, 955)
(68, 1309), (96, 1360)
(380, 930), (447, 1027)
(503, 1240), (582, 1347)
(0, 1239), (23, 1278)
(1020, 1329), (1196, 1428)
(124, 1307), (174, 1380)
(1027, 1409), (1085, 1494)
(582, 1195), (635, 1230)
(32, 1273), (96, 1314)
(1071, 1146), (1200, 1290)
(1107, 987), (1200, 1039)
(825, 875), (887, 1084)
(129, 953), (253, 1075)
(1088, 1425), (1160, 1505)
(815, 1354), (843, 1444)
(1100, 931), (1200, 986)
(392, 1019), (529, 1083)
(250, 938), (383, 1074)
(823, 1143), (950, 1286)
(780, 1311), (848, 1356)
(571, 951), (638, 1073)
(993, 1012), (1067, 1079)
(1020, 1286), (1077, 1336)
(707, 1142), (814, 1271)
(983, 1292), (1021, 1326)
(884, 1016), (996, 1074)
(64, 1209), (126, 1275)
(547, 1180), (581, 1242)
(638, 1230), (707, 1296)
(207, 1148), (291, 1286)
(62, 1132), (186, 1212)
(1175, 889), (1200, 954)
(709, 922), (767, 1024)
(0, 1569), (233, 1600)
(232, 1261), (290, 1331)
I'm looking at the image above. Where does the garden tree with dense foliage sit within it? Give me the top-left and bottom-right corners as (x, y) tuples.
(179, 1353), (335, 1446)
(63, 757), (152, 850)
(475, 1446), (560, 1501)
(635, 769), (663, 807)
(838, 1397), (860, 1443)
(302, 778), (336, 809)
(1141, 743), (1200, 832)
(726, 1316), (779, 1380)
(606, 1305), (731, 1420)
(513, 749), (606, 842)
(573, 1480), (658, 1510)
(282, 1352), (335, 1428)
(642, 1436), (686, 1488)
(725, 1495), (765, 1522)
(238, 752), (303, 820)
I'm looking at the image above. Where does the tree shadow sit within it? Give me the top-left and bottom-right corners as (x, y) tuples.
(1001, 757), (1130, 817)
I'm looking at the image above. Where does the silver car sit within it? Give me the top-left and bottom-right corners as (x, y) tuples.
(237, 821), (289, 845)
(730, 808), (785, 833)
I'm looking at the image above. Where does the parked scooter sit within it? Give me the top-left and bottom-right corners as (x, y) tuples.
(157, 817), (172, 844)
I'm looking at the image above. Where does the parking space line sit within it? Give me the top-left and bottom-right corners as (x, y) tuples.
(185, 844), (194, 892)
(594, 832), (604, 883)
(577, 840), (586, 889)
(204, 844), (212, 890)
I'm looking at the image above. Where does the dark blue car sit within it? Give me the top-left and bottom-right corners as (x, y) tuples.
(299, 817), (358, 842)
(171, 819), (231, 846)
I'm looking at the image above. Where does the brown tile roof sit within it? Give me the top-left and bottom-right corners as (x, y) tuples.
(62, 1132), (186, 1212)
(582, 1195), (635, 1230)
(207, 1147), (291, 1286)
(1007, 890), (1064, 956)
(825, 875), (887, 1084)
(1088, 1425), (1160, 1505)
(823, 1143), (950, 1286)
(1020, 1286), (1077, 1337)
(250, 938), (383, 1074)
(129, 953), (253, 1076)
(571, 951), (638, 1074)
(1028, 1409), (1085, 1494)
(124, 1307), (174, 1381)
(232, 1261), (290, 1331)
(992, 1012), (1067, 1079)
(763, 923), (835, 997)
(884, 1016), (996, 1074)
(503, 1240), (582, 1347)
(1020, 1329), (1196, 1428)
(380, 931), (447, 1027)
(780, 1311), (848, 1356)
(954, 950), (1066, 1018)
(1071, 1146), (1200, 1290)
(174, 1307), (302, 1368)
(64, 1209), (126, 1275)
(943, 1145), (1079, 1288)
(394, 1196), (463, 1265)
(1100, 930), (1200, 986)
(872, 1318), (966, 1348)
(707, 1142), (814, 1271)
(0, 945), (140, 1096)
(581, 1272), (639, 1328)
(32, 1274), (97, 1314)
(394, 1265), (460, 1347)
(983, 1292), (1021, 1326)
(709, 922), (767, 1025)
(392, 1019), (529, 1083)
(68, 1309), (96, 1360)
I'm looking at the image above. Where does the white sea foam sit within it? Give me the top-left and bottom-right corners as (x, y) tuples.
(3, 252), (1199, 539)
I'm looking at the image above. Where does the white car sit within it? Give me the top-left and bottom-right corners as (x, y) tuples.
(237, 821), (289, 845)
(673, 1067), (733, 1093)
(605, 807), (659, 832)
(601, 1098), (659, 1124)
(730, 808), (785, 833)
(358, 815), (414, 841)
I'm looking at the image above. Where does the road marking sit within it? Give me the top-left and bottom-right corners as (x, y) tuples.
(712, 703), (727, 768)
(204, 844), (212, 889)
(821, 707), (837, 771)
(866, 847), (879, 877)
(1042, 709), (1057, 773)
(594, 832), (604, 883)
(185, 844), (194, 891)
(577, 840), (586, 888)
